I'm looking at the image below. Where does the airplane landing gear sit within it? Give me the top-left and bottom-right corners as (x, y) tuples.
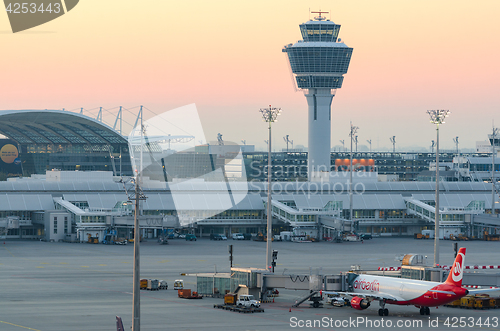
(378, 301), (389, 316)
(419, 307), (430, 315)
(378, 308), (388, 316)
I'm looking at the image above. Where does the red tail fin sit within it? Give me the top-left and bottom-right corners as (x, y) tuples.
(445, 247), (466, 286)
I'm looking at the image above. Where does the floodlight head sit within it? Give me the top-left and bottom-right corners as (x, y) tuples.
(427, 110), (450, 125)
(260, 106), (282, 123)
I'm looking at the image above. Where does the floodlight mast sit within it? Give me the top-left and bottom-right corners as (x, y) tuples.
(260, 105), (282, 271)
(349, 122), (359, 230)
(491, 127), (499, 216)
(427, 109), (450, 268)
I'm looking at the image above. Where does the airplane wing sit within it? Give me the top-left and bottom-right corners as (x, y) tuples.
(467, 288), (500, 296)
(321, 290), (404, 302)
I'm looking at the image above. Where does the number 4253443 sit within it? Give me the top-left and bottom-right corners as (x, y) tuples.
(6, 2), (62, 14)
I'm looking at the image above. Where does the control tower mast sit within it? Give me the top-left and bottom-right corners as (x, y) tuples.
(283, 11), (353, 181)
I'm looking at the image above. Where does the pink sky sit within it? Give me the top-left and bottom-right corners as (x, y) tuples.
(1, 0), (499, 151)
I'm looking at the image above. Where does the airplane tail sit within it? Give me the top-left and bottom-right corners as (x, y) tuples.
(116, 316), (124, 331)
(444, 247), (466, 287)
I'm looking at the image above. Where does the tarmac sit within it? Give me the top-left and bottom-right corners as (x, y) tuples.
(1, 237), (499, 330)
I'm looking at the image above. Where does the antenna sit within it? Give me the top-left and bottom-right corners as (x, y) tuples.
(339, 139), (345, 152)
(217, 133), (223, 146)
(431, 140), (435, 153)
(366, 139), (372, 153)
(241, 140), (246, 145)
(389, 136), (396, 153)
(311, 10), (329, 20)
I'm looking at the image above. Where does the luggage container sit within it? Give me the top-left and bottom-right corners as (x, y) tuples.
(460, 296), (474, 308)
(474, 297), (490, 309)
(147, 279), (159, 291)
(159, 280), (168, 290)
(174, 279), (184, 290)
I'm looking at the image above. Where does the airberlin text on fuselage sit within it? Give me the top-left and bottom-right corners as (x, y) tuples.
(354, 278), (380, 292)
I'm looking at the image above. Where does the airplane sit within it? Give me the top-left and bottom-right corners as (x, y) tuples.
(321, 248), (499, 316)
(116, 316), (124, 331)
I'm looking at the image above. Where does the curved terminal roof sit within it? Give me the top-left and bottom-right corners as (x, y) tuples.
(0, 109), (126, 145)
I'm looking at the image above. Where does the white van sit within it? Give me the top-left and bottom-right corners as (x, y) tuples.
(232, 233), (244, 240)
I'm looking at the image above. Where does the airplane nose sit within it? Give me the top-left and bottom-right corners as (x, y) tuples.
(465, 289), (469, 295)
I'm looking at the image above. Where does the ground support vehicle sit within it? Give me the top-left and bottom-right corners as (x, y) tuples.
(213, 304), (264, 313)
(174, 279), (184, 290)
(236, 295), (261, 308)
(147, 279), (159, 291)
(185, 234), (197, 241)
(213, 293), (264, 313)
(177, 289), (202, 299)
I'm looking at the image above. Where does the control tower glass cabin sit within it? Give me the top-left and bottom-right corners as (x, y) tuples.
(283, 14), (353, 181)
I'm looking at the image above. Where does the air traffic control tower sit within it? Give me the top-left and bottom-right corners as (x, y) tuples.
(283, 12), (353, 181)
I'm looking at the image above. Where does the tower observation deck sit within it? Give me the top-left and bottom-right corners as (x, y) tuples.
(283, 12), (353, 181)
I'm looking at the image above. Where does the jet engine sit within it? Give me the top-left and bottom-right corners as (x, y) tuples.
(350, 296), (370, 310)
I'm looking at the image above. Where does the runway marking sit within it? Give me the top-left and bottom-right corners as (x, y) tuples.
(121, 261), (130, 264)
(59, 262), (68, 264)
(98, 264), (106, 266)
(36, 266), (44, 268)
(0, 320), (41, 330)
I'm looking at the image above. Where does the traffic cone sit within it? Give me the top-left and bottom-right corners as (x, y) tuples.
(289, 307), (291, 312)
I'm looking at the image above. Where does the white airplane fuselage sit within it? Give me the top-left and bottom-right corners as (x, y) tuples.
(351, 273), (467, 307)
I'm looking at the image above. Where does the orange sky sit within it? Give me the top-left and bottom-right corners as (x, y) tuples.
(1, 0), (499, 151)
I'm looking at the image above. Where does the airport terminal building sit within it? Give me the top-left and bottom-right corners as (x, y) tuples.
(0, 109), (499, 242)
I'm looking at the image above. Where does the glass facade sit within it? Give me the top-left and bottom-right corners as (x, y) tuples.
(296, 75), (344, 89)
(287, 47), (353, 74)
(300, 23), (341, 42)
(0, 111), (134, 177)
(243, 151), (457, 182)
